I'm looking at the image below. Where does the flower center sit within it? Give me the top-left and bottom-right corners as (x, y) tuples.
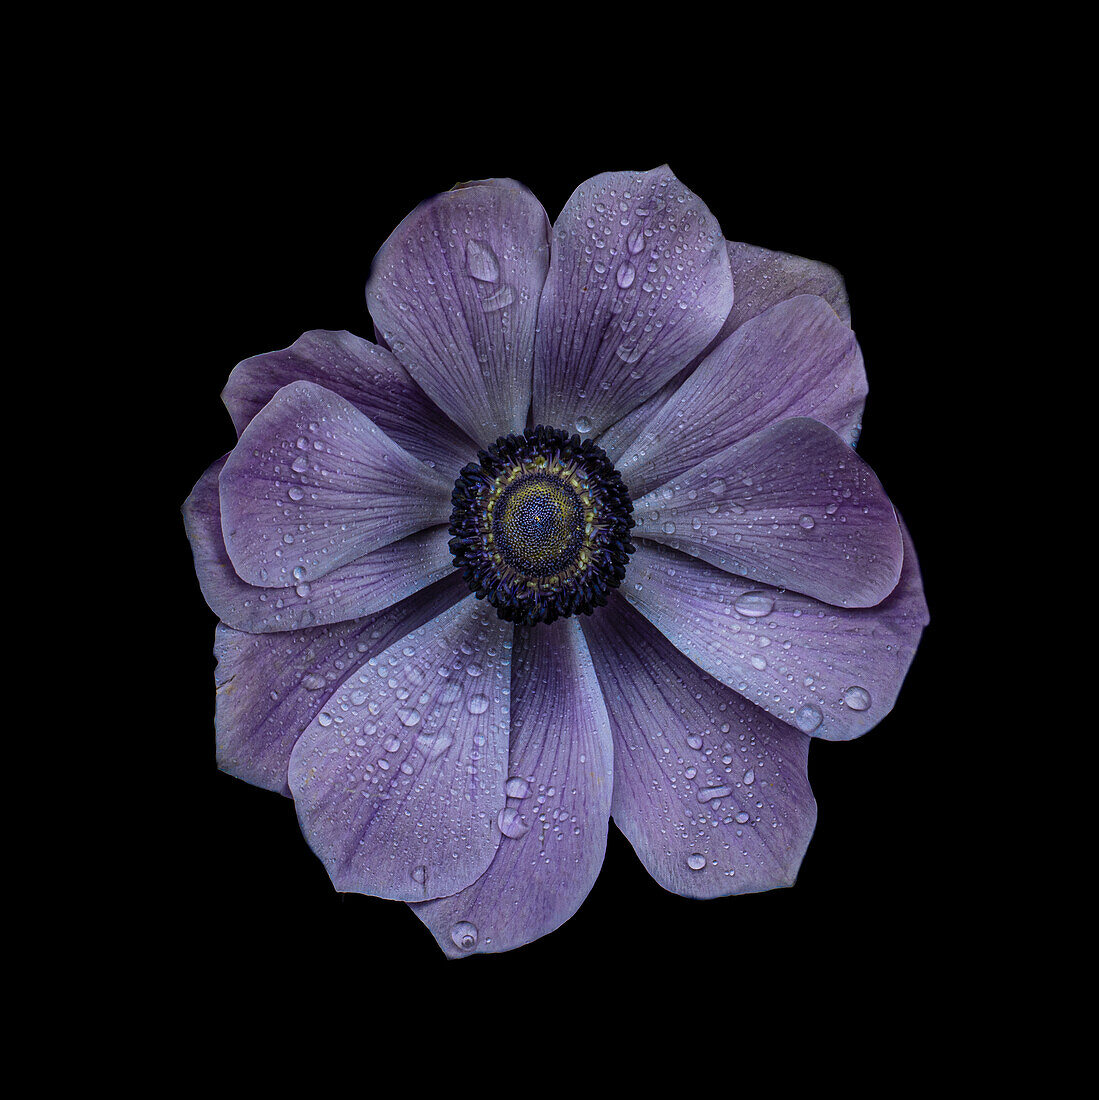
(449, 426), (635, 624)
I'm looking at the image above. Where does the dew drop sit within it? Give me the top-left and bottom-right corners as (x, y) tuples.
(799, 514), (816, 529)
(616, 263), (636, 288)
(506, 776), (531, 798)
(687, 853), (707, 871)
(397, 708), (421, 727)
(497, 806), (530, 839)
(467, 240), (499, 282)
(843, 685), (872, 711)
(467, 693), (489, 715)
(734, 591), (775, 618)
(450, 921), (478, 951)
(795, 704), (823, 733)
(575, 416), (592, 434)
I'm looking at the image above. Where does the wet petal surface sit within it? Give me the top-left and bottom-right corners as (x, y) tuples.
(597, 244), (851, 463)
(221, 329), (477, 474)
(288, 596), (513, 902)
(623, 523), (927, 741)
(616, 295), (867, 499)
(583, 594), (815, 897)
(533, 166), (732, 438)
(219, 381), (451, 587)
(185, 457), (454, 632)
(412, 618), (613, 957)
(366, 179), (550, 448)
(213, 575), (467, 794)
(631, 418), (902, 608)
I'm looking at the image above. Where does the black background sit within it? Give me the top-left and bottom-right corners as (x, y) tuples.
(159, 119), (960, 998)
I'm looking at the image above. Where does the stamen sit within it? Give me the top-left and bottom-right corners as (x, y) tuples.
(449, 426), (635, 624)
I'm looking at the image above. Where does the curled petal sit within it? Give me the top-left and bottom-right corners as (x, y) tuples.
(185, 456), (454, 632)
(412, 618), (614, 957)
(366, 178), (550, 447)
(533, 166), (733, 438)
(222, 329), (477, 474)
(623, 521), (928, 741)
(219, 381), (451, 588)
(617, 295), (867, 499)
(288, 596), (513, 902)
(212, 575), (468, 794)
(583, 594), (815, 898)
(631, 418), (902, 608)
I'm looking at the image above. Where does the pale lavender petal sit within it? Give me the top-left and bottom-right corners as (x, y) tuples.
(617, 296), (867, 499)
(631, 418), (902, 608)
(597, 244), (851, 462)
(288, 596), (513, 902)
(219, 381), (451, 588)
(533, 166), (733, 438)
(623, 520), (927, 741)
(411, 618), (614, 957)
(366, 178), (550, 447)
(213, 575), (468, 795)
(185, 456), (455, 632)
(583, 594), (815, 898)
(222, 329), (477, 474)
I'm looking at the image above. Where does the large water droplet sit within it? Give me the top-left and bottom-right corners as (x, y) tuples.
(467, 693), (489, 715)
(398, 708), (421, 727)
(616, 263), (636, 288)
(450, 921), (478, 951)
(734, 591), (775, 618)
(497, 806), (530, 839)
(843, 685), (872, 711)
(795, 704), (823, 732)
(467, 241), (499, 282)
(687, 853), (707, 871)
(575, 416), (592, 434)
(506, 776), (531, 798)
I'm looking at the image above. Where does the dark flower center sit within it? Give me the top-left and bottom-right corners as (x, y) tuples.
(449, 426), (635, 624)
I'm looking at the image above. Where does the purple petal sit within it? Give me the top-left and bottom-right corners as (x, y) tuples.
(616, 295), (867, 499)
(219, 381), (452, 588)
(597, 243), (851, 462)
(221, 329), (477, 474)
(725, 240), (850, 330)
(622, 520), (928, 741)
(411, 618), (614, 957)
(583, 594), (815, 897)
(213, 574), (468, 795)
(631, 418), (902, 608)
(366, 178), (550, 448)
(184, 457), (455, 633)
(533, 166), (733, 438)
(288, 596), (513, 902)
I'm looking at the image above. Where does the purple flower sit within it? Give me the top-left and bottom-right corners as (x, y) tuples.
(183, 167), (927, 958)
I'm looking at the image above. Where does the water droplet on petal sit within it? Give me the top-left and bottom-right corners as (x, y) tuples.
(467, 693), (489, 715)
(467, 240), (499, 282)
(795, 704), (823, 732)
(843, 685), (872, 711)
(450, 921), (478, 951)
(687, 853), (707, 870)
(734, 591), (775, 618)
(497, 806), (530, 839)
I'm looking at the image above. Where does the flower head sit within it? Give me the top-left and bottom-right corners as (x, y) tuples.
(184, 167), (927, 957)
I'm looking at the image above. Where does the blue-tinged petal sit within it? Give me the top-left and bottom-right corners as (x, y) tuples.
(631, 418), (902, 608)
(623, 519), (927, 741)
(219, 381), (452, 588)
(583, 594), (815, 898)
(598, 244), (853, 461)
(221, 329), (477, 474)
(533, 166), (733, 439)
(288, 596), (512, 902)
(615, 296), (867, 499)
(184, 456), (454, 633)
(366, 178), (550, 448)
(212, 574), (468, 795)
(411, 618), (614, 957)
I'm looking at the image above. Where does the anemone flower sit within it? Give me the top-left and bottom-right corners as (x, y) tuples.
(183, 167), (927, 958)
